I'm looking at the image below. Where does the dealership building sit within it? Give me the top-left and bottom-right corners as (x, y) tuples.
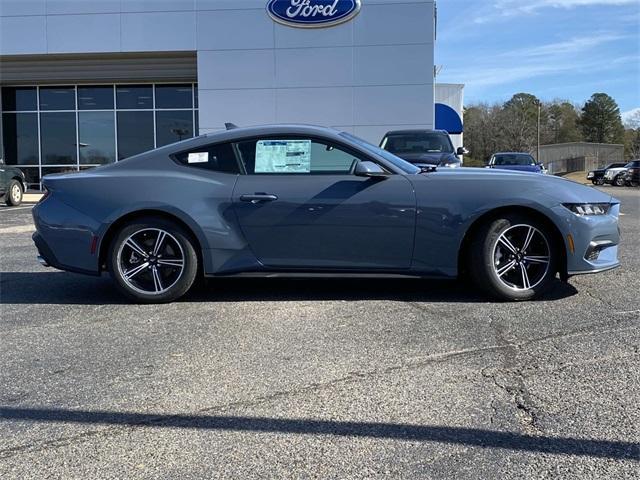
(0, 0), (462, 189)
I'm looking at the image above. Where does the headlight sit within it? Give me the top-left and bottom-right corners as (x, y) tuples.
(563, 203), (611, 216)
(440, 162), (459, 168)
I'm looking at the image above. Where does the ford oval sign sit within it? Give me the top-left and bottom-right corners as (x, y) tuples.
(267, 0), (361, 28)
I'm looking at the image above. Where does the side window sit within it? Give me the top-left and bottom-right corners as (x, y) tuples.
(234, 138), (359, 174)
(174, 142), (240, 174)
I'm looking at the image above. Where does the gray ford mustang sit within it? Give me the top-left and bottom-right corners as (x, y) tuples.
(32, 125), (620, 303)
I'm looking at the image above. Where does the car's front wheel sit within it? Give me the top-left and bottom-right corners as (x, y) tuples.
(5, 179), (23, 206)
(108, 217), (198, 303)
(613, 175), (626, 187)
(470, 214), (558, 301)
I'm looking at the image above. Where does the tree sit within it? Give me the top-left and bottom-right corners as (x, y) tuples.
(545, 101), (582, 144)
(497, 93), (541, 153)
(624, 128), (640, 159)
(580, 93), (625, 144)
(623, 109), (640, 129)
(462, 103), (502, 165)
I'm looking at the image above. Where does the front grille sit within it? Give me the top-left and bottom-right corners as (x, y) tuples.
(586, 250), (600, 261)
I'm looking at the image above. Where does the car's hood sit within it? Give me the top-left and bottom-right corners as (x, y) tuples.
(394, 152), (457, 165)
(414, 167), (615, 204)
(487, 164), (542, 173)
(606, 167), (627, 174)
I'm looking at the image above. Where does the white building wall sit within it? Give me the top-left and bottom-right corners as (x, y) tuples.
(0, 0), (436, 144)
(435, 83), (464, 151)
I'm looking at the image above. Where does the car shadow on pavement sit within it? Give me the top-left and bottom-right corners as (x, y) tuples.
(0, 271), (578, 305)
(0, 406), (637, 460)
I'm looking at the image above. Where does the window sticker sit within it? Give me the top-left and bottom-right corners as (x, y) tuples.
(255, 140), (311, 173)
(187, 152), (208, 164)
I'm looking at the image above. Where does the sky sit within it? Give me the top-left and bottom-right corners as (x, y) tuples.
(435, 0), (640, 123)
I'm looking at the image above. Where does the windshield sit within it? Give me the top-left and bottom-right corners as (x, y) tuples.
(382, 132), (454, 154)
(492, 154), (535, 166)
(340, 132), (421, 174)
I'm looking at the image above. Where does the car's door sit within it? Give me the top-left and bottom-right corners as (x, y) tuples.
(0, 158), (7, 197)
(231, 137), (417, 270)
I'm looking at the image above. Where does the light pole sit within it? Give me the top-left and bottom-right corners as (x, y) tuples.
(536, 100), (541, 164)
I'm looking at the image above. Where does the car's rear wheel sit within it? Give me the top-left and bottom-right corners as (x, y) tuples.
(613, 175), (626, 187)
(5, 179), (23, 206)
(108, 218), (198, 303)
(470, 214), (558, 301)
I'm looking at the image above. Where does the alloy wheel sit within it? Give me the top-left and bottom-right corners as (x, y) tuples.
(116, 228), (185, 295)
(492, 224), (551, 291)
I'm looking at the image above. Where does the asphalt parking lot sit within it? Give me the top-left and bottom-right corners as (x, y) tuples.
(0, 186), (638, 479)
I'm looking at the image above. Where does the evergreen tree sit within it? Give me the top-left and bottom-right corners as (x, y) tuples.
(580, 93), (625, 144)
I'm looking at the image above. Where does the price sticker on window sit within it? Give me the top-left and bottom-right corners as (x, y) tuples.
(187, 152), (208, 164)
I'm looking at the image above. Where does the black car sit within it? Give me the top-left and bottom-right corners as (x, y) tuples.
(586, 162), (627, 185)
(380, 129), (467, 168)
(0, 158), (26, 206)
(623, 160), (640, 187)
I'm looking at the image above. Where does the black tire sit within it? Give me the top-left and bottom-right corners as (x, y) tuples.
(591, 180), (598, 185)
(595, 178), (605, 186)
(613, 175), (625, 187)
(108, 217), (198, 303)
(5, 179), (23, 206)
(469, 214), (558, 301)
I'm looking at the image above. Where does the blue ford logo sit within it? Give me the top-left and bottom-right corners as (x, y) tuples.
(267, 0), (361, 28)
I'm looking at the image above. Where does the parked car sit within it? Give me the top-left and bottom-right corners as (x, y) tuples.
(623, 160), (640, 187)
(379, 129), (466, 168)
(603, 161), (637, 186)
(32, 124), (620, 303)
(587, 162), (628, 185)
(486, 153), (546, 173)
(0, 158), (26, 206)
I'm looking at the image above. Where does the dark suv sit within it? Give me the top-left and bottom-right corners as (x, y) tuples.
(623, 160), (640, 187)
(0, 158), (26, 206)
(380, 129), (466, 168)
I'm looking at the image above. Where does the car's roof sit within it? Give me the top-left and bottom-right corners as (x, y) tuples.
(383, 129), (450, 135)
(203, 124), (346, 143)
(493, 152), (534, 155)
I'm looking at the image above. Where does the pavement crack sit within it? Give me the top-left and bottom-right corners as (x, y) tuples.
(484, 315), (543, 434)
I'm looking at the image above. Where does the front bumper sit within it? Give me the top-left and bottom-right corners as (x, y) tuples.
(552, 203), (621, 276)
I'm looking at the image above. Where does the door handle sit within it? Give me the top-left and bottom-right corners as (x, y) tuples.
(239, 194), (278, 203)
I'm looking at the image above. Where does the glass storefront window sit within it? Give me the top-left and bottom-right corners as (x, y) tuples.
(1, 83), (197, 189)
(156, 110), (193, 147)
(78, 86), (114, 110)
(117, 111), (154, 160)
(1, 113), (39, 165)
(39, 87), (76, 110)
(155, 84), (193, 109)
(40, 112), (77, 164)
(21, 167), (41, 189)
(42, 166), (79, 178)
(2, 87), (37, 111)
(79, 112), (116, 164)
(116, 85), (153, 109)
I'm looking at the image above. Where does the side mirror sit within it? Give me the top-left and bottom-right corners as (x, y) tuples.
(354, 161), (389, 178)
(456, 147), (469, 156)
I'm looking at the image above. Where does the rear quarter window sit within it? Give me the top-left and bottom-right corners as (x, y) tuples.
(173, 142), (240, 174)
